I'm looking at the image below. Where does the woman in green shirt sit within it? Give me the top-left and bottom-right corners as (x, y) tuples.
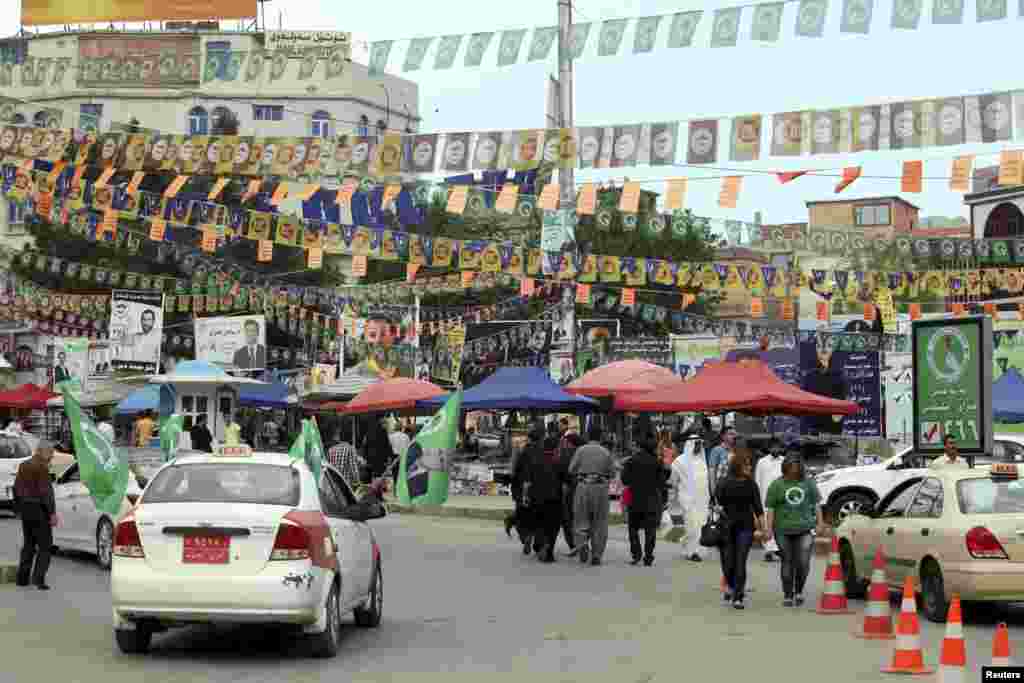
(764, 457), (825, 607)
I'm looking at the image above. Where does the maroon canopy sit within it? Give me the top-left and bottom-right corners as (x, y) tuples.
(338, 378), (447, 415)
(566, 360), (682, 398)
(617, 360), (860, 417)
(0, 383), (59, 410)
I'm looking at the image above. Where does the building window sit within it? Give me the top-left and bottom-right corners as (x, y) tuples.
(5, 201), (27, 235)
(311, 110), (331, 138)
(179, 394), (209, 431)
(188, 106), (208, 135)
(253, 105), (283, 121)
(33, 111), (48, 128)
(357, 115), (369, 137)
(854, 204), (891, 227)
(78, 104), (102, 132)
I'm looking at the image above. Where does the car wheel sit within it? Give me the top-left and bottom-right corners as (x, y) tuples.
(309, 581), (341, 658)
(96, 519), (114, 571)
(354, 563), (383, 628)
(839, 541), (866, 599)
(115, 626), (152, 654)
(829, 492), (875, 527)
(920, 560), (949, 624)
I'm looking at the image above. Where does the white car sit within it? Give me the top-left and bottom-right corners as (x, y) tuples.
(0, 432), (75, 512)
(815, 437), (1024, 525)
(110, 446), (385, 658)
(52, 461), (145, 570)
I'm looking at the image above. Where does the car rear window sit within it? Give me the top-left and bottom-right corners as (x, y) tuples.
(957, 479), (1024, 515)
(141, 463), (300, 506)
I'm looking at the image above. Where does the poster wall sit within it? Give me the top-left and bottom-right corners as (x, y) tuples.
(195, 315), (267, 371)
(459, 321), (549, 388)
(77, 35), (201, 88)
(340, 305), (419, 380)
(109, 290), (164, 373)
(53, 337), (89, 396)
(671, 335), (721, 379)
(797, 341), (882, 438)
(24, 0), (255, 26)
(884, 353), (913, 445)
(994, 318), (1024, 382)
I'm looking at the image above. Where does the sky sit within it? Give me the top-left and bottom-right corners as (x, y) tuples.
(3, 0), (1023, 229)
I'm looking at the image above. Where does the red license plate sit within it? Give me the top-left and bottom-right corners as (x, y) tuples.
(182, 535), (230, 564)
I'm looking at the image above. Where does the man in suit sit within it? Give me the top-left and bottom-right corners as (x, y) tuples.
(53, 352), (70, 384)
(233, 319), (266, 371)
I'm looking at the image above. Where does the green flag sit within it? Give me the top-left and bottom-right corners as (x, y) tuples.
(61, 387), (130, 516)
(288, 419), (324, 485)
(397, 390), (461, 506)
(160, 414), (184, 462)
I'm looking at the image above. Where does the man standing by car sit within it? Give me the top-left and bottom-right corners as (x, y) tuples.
(931, 435), (970, 469)
(13, 442), (57, 590)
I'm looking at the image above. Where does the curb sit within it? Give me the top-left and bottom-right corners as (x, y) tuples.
(387, 503), (626, 525)
(0, 562), (17, 584)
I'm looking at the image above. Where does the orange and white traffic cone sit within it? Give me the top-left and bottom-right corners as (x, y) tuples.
(854, 546), (894, 640)
(816, 536), (853, 615)
(992, 622), (1013, 667)
(882, 576), (934, 675)
(937, 596), (966, 683)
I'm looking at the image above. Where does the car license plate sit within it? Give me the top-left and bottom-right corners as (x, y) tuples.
(182, 535), (230, 564)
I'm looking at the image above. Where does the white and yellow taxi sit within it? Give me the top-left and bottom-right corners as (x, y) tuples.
(111, 445), (385, 657)
(836, 461), (1024, 623)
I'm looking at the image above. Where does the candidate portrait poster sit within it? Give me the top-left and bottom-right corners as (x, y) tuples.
(194, 315), (267, 372)
(109, 290), (164, 373)
(53, 337), (89, 396)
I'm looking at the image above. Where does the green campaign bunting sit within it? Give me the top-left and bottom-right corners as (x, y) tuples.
(398, 390), (462, 506)
(61, 387), (130, 516)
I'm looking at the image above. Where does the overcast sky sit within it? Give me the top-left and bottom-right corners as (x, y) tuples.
(4, 0), (1023, 228)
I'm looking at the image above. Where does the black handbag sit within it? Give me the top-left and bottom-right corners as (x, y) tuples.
(699, 507), (727, 548)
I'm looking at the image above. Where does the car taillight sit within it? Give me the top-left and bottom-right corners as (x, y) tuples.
(113, 518), (145, 558)
(270, 521), (311, 561)
(966, 526), (1009, 559)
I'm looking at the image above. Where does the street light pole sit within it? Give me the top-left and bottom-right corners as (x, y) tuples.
(557, 0), (574, 208)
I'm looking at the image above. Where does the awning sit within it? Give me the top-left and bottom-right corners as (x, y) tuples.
(417, 367), (598, 413)
(239, 381), (292, 409)
(339, 378), (447, 415)
(0, 384), (59, 410)
(48, 382), (147, 410)
(113, 385), (161, 415)
(566, 360), (682, 398)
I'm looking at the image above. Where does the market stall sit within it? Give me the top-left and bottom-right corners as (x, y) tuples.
(334, 377), (447, 416)
(417, 367), (599, 414)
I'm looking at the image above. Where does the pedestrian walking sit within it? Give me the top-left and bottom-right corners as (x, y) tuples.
(13, 441), (57, 590)
(621, 423), (669, 567)
(764, 456), (825, 607)
(558, 432), (583, 557)
(707, 426), (737, 496)
(754, 445), (784, 562)
(568, 426), (614, 566)
(714, 450), (767, 610)
(506, 432), (536, 553)
(525, 422), (564, 563)
(674, 439), (711, 562)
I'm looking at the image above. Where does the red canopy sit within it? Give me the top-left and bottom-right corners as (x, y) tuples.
(336, 378), (447, 415)
(566, 360), (682, 398)
(0, 383), (59, 410)
(616, 360), (861, 417)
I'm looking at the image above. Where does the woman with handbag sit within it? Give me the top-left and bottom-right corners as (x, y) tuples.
(713, 450), (766, 610)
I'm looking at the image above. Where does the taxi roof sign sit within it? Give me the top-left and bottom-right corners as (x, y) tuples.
(215, 444), (253, 457)
(990, 463), (1018, 479)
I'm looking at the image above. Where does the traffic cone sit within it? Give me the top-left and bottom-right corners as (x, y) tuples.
(816, 536), (853, 615)
(881, 576), (934, 675)
(854, 546), (894, 640)
(992, 623), (1013, 667)
(937, 596), (966, 683)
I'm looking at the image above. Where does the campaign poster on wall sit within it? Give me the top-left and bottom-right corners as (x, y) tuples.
(884, 353), (913, 445)
(798, 340), (882, 438)
(109, 290), (164, 373)
(671, 335), (721, 379)
(459, 320), (549, 388)
(195, 314), (267, 371)
(53, 337), (89, 397)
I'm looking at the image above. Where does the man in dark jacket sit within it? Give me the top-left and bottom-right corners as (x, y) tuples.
(621, 429), (669, 567)
(526, 422), (564, 563)
(13, 442), (57, 590)
(506, 438), (536, 554)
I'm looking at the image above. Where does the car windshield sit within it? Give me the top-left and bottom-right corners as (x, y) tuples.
(141, 463), (300, 506)
(957, 478), (1024, 515)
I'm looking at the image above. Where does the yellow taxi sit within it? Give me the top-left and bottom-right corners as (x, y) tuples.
(835, 462), (1024, 623)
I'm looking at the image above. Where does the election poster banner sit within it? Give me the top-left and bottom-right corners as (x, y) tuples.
(109, 290), (164, 373)
(194, 314), (267, 372)
(53, 337), (89, 397)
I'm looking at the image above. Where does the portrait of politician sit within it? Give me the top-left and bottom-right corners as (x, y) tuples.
(53, 352), (71, 383)
(129, 308), (161, 364)
(233, 320), (266, 370)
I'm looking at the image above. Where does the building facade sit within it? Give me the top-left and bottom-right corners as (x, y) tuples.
(965, 166), (1024, 239)
(806, 196), (919, 241)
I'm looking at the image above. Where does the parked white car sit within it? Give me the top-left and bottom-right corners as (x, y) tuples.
(52, 461), (145, 569)
(816, 436), (1024, 525)
(0, 432), (75, 513)
(111, 446), (385, 657)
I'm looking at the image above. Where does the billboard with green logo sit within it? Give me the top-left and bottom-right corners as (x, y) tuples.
(912, 316), (993, 454)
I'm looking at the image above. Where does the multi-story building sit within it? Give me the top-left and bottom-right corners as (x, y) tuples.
(806, 196), (920, 241)
(965, 166), (1024, 239)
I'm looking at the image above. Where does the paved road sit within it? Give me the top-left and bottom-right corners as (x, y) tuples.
(2, 513), (1024, 682)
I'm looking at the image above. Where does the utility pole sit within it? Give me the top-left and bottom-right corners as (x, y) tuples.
(556, 0), (575, 208)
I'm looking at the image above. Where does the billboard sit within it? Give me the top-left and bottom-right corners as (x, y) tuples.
(23, 0), (256, 26)
(194, 315), (267, 372)
(78, 35), (201, 88)
(109, 290), (164, 373)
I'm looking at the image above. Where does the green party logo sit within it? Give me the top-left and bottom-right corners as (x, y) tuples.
(926, 326), (970, 384)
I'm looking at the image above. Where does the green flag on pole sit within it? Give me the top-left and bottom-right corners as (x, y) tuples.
(397, 390), (461, 506)
(61, 387), (130, 516)
(159, 414), (184, 462)
(288, 419), (324, 486)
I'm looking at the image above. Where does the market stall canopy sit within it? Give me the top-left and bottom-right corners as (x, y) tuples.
(417, 367), (599, 413)
(993, 368), (1024, 423)
(149, 360), (266, 385)
(238, 381), (294, 409)
(617, 360), (861, 417)
(114, 385), (161, 415)
(48, 381), (147, 410)
(0, 383), (59, 409)
(566, 360), (682, 398)
(338, 378), (447, 415)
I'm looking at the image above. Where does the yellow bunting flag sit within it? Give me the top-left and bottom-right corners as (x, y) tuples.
(149, 218), (166, 242)
(35, 193), (52, 219)
(126, 171), (145, 196)
(575, 283), (591, 304)
(718, 176), (741, 208)
(164, 175), (189, 198)
(950, 156), (973, 192)
(496, 183), (520, 213)
(201, 231), (217, 253)
(381, 183), (401, 209)
(620, 288), (636, 306)
(94, 166), (116, 188)
(295, 184), (319, 201)
(447, 185), (469, 214)
(835, 167), (861, 193)
(270, 183), (289, 205)
(538, 183), (559, 210)
(307, 248), (323, 269)
(665, 179), (687, 211)
(576, 182), (597, 215)
(207, 177), (229, 201)
(999, 151), (1024, 186)
(901, 161), (923, 193)
(619, 181), (641, 213)
(352, 254), (368, 277)
(749, 297), (764, 318)
(102, 209), (118, 236)
(242, 179), (261, 202)
(909, 303), (922, 321)
(406, 263), (420, 283)
(520, 277), (535, 296)
(257, 240), (273, 262)
(461, 271), (475, 288)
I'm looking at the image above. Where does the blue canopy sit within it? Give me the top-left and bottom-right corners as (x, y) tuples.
(239, 381), (291, 409)
(416, 367), (599, 413)
(115, 385), (160, 415)
(994, 368), (1024, 423)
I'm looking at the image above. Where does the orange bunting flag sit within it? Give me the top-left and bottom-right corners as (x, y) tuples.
(835, 167), (861, 193)
(576, 183), (597, 215)
(47, 161), (67, 184)
(201, 231), (217, 253)
(446, 185), (469, 214)
(777, 171), (808, 184)
(575, 283), (591, 304)
(496, 183), (520, 213)
(619, 181), (641, 213)
(749, 297), (764, 318)
(984, 302), (997, 316)
(351, 254), (368, 277)
(126, 171), (145, 196)
(307, 248), (323, 270)
(94, 166), (116, 188)
(681, 293), (696, 310)
(719, 176), (741, 208)
(164, 175), (189, 198)
(901, 161), (923, 193)
(270, 183), (289, 205)
(538, 183), (560, 210)
(781, 299), (795, 320)
(295, 184), (319, 201)
(406, 263), (420, 283)
(207, 177), (229, 201)
(950, 156), (974, 192)
(952, 303), (967, 316)
(620, 288), (636, 306)
(816, 300), (830, 321)
(665, 179), (687, 211)
(149, 218), (166, 242)
(999, 151), (1024, 186)
(863, 303), (876, 321)
(461, 271), (475, 288)
(520, 277), (535, 296)
(257, 240), (273, 262)
(909, 303), (922, 321)
(242, 179), (261, 202)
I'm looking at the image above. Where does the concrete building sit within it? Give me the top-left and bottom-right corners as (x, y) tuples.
(964, 166), (1024, 239)
(806, 196), (920, 241)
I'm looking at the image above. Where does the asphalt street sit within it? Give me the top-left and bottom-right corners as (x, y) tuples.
(2, 512), (1024, 683)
